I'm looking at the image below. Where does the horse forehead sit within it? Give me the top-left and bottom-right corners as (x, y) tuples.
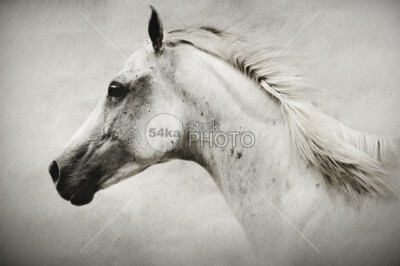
(117, 49), (151, 79)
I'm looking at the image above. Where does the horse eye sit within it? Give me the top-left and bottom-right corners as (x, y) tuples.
(108, 82), (129, 99)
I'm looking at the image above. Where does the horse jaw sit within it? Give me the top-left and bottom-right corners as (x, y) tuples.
(98, 162), (150, 189)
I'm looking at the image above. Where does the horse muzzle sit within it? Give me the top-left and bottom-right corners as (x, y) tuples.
(49, 160), (99, 206)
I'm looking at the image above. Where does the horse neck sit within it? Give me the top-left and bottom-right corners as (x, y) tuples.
(173, 46), (327, 237)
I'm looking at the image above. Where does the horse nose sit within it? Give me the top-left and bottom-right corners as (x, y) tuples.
(49, 160), (60, 183)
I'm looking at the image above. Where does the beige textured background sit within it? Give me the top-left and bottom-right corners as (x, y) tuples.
(0, 0), (399, 265)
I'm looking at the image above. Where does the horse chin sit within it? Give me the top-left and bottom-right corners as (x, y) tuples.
(69, 180), (97, 206)
(68, 164), (151, 206)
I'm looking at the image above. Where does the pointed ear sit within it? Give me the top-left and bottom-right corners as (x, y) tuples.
(148, 6), (164, 54)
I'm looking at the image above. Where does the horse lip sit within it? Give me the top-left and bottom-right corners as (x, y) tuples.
(69, 180), (97, 206)
(70, 190), (94, 206)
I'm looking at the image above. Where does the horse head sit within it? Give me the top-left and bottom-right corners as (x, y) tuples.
(49, 8), (198, 205)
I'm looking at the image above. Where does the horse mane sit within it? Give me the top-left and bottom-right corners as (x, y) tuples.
(165, 26), (396, 203)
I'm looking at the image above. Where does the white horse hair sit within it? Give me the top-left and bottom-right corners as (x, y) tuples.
(166, 26), (397, 203)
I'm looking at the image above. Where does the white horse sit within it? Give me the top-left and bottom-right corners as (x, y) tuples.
(49, 8), (400, 265)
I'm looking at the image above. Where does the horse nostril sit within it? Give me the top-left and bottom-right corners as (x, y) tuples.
(49, 160), (60, 183)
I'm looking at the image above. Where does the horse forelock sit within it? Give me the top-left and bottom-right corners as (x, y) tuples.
(161, 26), (396, 203)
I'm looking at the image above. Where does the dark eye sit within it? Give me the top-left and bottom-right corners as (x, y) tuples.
(108, 82), (129, 99)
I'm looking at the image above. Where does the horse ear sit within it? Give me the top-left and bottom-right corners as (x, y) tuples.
(148, 6), (164, 54)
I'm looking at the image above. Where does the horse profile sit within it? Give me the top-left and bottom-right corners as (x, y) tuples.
(49, 7), (400, 265)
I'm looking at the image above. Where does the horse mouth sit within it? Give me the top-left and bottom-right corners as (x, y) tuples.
(58, 179), (99, 206)
(57, 164), (150, 206)
(69, 184), (96, 206)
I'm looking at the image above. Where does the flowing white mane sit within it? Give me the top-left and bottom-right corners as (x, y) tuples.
(165, 26), (396, 203)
